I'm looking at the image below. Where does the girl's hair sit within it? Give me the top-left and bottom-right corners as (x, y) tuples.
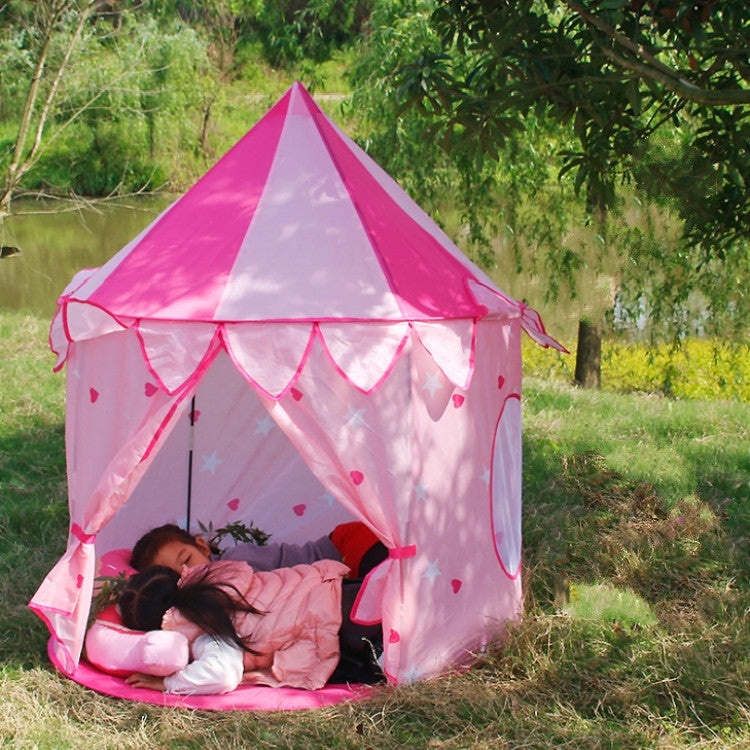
(119, 565), (265, 654)
(130, 523), (216, 570)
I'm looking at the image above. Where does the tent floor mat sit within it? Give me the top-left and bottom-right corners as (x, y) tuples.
(48, 638), (379, 711)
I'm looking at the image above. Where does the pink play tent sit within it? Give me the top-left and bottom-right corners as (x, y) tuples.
(30, 82), (561, 703)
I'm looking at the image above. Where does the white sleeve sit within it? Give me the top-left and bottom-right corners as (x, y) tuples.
(163, 634), (244, 695)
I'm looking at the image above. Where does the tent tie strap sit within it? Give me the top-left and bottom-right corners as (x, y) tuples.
(71, 523), (96, 545)
(388, 545), (416, 560)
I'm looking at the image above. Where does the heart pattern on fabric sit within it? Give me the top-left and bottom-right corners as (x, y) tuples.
(89, 388), (99, 403)
(497, 375), (505, 390)
(389, 629), (400, 644)
(290, 387), (303, 401)
(452, 394), (465, 408)
(451, 579), (462, 594)
(227, 498), (240, 511)
(76, 575), (84, 589)
(293, 504), (306, 517)
(350, 470), (364, 485)
(144, 382), (159, 397)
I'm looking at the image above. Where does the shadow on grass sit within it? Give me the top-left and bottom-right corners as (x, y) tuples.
(521, 432), (750, 626)
(0, 420), (68, 670)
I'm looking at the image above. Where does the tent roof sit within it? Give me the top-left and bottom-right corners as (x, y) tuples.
(52, 83), (561, 396)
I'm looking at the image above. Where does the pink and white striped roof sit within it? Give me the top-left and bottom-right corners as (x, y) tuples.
(52, 82), (560, 396)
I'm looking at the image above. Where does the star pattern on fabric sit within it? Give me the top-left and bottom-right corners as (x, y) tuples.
(421, 371), (442, 397)
(319, 491), (336, 506)
(414, 479), (429, 502)
(401, 664), (425, 683)
(253, 415), (274, 437)
(344, 404), (370, 429)
(480, 466), (491, 486)
(422, 559), (442, 583)
(200, 450), (224, 474)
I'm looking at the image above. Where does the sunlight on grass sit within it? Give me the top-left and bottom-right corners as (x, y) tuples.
(563, 583), (658, 628)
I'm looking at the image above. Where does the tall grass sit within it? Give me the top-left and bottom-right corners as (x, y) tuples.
(1, 311), (749, 749)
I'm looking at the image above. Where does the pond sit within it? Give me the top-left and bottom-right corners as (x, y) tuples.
(0, 198), (172, 320)
(0, 197), (613, 343)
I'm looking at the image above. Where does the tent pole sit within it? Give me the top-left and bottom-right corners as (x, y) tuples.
(186, 394), (196, 530)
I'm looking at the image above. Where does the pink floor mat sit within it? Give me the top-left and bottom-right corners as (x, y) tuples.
(49, 639), (378, 711)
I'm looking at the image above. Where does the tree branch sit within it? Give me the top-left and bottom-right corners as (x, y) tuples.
(563, 0), (750, 106)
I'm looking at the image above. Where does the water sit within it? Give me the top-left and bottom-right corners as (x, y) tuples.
(0, 197), (172, 320)
(0, 198), (613, 342)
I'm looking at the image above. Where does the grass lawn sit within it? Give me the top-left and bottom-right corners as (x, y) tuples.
(1, 311), (749, 749)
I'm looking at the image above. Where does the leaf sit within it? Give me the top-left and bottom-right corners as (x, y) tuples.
(625, 79), (642, 116)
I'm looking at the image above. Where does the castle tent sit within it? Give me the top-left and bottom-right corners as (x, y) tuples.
(30, 83), (561, 698)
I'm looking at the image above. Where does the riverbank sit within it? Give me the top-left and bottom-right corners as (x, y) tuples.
(2, 311), (749, 748)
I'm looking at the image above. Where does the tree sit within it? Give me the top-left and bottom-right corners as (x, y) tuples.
(0, 0), (98, 213)
(0, 0), (217, 213)
(357, 0), (750, 383)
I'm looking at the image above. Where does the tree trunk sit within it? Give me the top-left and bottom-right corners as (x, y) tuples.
(574, 318), (602, 388)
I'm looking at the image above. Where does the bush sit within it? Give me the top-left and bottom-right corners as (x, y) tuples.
(522, 337), (750, 403)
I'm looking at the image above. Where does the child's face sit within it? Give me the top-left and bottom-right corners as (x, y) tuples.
(150, 537), (211, 573)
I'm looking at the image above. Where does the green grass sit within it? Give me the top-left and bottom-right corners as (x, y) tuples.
(2, 311), (750, 748)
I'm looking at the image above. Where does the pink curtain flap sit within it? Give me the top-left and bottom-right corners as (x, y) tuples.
(411, 319), (476, 390)
(518, 303), (569, 352)
(64, 301), (127, 342)
(137, 321), (219, 394)
(29, 534), (97, 674)
(318, 321), (410, 393)
(223, 322), (314, 398)
(49, 308), (68, 370)
(33, 331), (193, 666)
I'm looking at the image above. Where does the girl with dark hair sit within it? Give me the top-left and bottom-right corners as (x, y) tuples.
(130, 521), (388, 580)
(119, 559), (383, 694)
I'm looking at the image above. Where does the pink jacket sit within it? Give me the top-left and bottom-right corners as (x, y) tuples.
(162, 559), (348, 690)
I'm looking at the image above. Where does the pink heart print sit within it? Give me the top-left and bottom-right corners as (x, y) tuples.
(227, 498), (240, 511)
(144, 382), (159, 397)
(293, 504), (306, 517)
(389, 629), (400, 644)
(350, 470), (364, 485)
(89, 388), (99, 403)
(452, 394), (465, 408)
(290, 387), (303, 401)
(497, 375), (505, 389)
(451, 579), (462, 594)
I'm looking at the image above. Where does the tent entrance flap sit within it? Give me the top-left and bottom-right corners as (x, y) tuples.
(99, 350), (355, 556)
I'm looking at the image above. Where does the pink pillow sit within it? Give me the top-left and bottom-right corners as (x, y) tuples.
(86, 549), (189, 677)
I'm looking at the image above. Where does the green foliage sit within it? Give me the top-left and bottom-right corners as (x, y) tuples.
(250, 0), (373, 66)
(0, 5), (219, 203)
(384, 0), (750, 343)
(90, 570), (130, 623)
(197, 519), (271, 550)
(523, 336), (750, 403)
